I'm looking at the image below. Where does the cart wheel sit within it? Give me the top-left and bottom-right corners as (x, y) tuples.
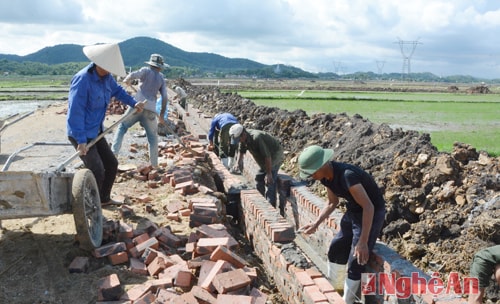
(72, 168), (103, 251)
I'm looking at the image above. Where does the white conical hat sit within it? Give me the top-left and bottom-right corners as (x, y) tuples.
(83, 43), (126, 77)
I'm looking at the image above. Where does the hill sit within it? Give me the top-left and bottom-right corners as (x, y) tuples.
(0, 36), (313, 78)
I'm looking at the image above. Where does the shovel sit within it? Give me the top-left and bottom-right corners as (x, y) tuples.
(56, 107), (140, 172)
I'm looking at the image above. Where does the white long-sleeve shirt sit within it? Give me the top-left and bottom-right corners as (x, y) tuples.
(124, 66), (167, 112)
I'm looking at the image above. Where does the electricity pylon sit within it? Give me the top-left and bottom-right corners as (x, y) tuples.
(396, 38), (422, 80)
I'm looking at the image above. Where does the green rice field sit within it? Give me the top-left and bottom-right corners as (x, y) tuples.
(232, 89), (500, 156)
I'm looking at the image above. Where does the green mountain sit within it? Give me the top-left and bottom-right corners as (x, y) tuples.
(0, 36), (268, 72)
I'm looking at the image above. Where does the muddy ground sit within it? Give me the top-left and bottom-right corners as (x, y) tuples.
(179, 78), (499, 302)
(0, 79), (498, 303)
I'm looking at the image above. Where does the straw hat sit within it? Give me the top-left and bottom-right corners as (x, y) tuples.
(145, 54), (169, 69)
(83, 43), (126, 77)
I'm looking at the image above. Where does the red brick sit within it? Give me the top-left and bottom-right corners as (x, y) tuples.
(141, 247), (159, 265)
(136, 194), (153, 203)
(94, 242), (127, 258)
(166, 212), (180, 221)
(305, 267), (324, 279)
(212, 268), (251, 294)
(135, 237), (159, 254)
(132, 232), (150, 245)
(243, 266), (258, 281)
(249, 287), (268, 304)
(154, 227), (182, 247)
(120, 282), (152, 301)
(159, 261), (189, 281)
(155, 288), (180, 302)
(195, 237), (237, 255)
(199, 260), (233, 291)
(108, 251), (129, 265)
(209, 245), (247, 268)
(295, 270), (315, 286)
(133, 290), (156, 304)
(149, 277), (173, 292)
(174, 269), (193, 288)
(97, 273), (122, 301)
(180, 208), (191, 216)
(129, 257), (148, 276)
(68, 256), (89, 273)
(186, 242), (196, 253)
(303, 285), (328, 303)
(188, 254), (211, 269)
(314, 277), (335, 293)
(118, 221), (134, 240)
(198, 260), (216, 286)
(215, 294), (253, 304)
(324, 291), (344, 303)
(191, 285), (217, 303)
(174, 291), (199, 304)
(169, 254), (185, 264)
(147, 255), (174, 276)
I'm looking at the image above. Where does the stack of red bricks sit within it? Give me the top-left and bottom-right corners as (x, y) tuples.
(116, 145), (213, 196)
(69, 222), (269, 303)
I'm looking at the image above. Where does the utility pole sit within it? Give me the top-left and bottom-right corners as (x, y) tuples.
(395, 38), (422, 80)
(376, 60), (385, 75)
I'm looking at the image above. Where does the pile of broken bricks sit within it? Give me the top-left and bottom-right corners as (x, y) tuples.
(66, 132), (272, 303)
(69, 222), (267, 303)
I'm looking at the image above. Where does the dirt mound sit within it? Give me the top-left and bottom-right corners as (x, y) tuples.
(180, 79), (500, 301)
(466, 85), (491, 94)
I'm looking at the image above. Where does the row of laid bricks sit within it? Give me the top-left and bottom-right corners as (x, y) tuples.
(282, 179), (467, 304)
(180, 101), (468, 304)
(240, 188), (344, 304)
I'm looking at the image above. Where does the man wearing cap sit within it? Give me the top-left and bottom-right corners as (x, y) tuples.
(229, 124), (284, 212)
(468, 245), (500, 304)
(208, 112), (239, 168)
(297, 145), (386, 304)
(111, 54), (169, 167)
(172, 85), (188, 109)
(67, 43), (145, 206)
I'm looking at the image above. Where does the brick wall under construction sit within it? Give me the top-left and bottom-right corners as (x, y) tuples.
(177, 99), (467, 304)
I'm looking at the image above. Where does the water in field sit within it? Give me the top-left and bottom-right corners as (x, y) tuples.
(0, 100), (59, 120)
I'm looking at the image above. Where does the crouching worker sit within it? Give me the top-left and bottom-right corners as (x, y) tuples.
(297, 145), (386, 304)
(229, 124), (284, 214)
(207, 112), (239, 169)
(468, 245), (500, 304)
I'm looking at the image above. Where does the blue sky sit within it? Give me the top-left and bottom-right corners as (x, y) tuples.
(1, 0), (500, 78)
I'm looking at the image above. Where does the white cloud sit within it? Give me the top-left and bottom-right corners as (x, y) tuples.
(0, 0), (499, 78)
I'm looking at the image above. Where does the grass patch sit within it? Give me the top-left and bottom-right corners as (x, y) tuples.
(232, 90), (500, 156)
(0, 75), (71, 88)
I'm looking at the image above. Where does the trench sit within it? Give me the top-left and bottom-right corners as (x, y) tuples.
(174, 97), (455, 304)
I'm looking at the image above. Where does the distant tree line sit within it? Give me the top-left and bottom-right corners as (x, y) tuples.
(0, 58), (497, 83)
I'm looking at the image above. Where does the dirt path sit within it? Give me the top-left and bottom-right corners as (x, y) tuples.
(0, 102), (284, 303)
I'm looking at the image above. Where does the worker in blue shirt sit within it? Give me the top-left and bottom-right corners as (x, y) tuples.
(67, 43), (144, 206)
(208, 112), (239, 169)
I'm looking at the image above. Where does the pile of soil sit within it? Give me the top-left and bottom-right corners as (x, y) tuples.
(179, 78), (500, 301)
